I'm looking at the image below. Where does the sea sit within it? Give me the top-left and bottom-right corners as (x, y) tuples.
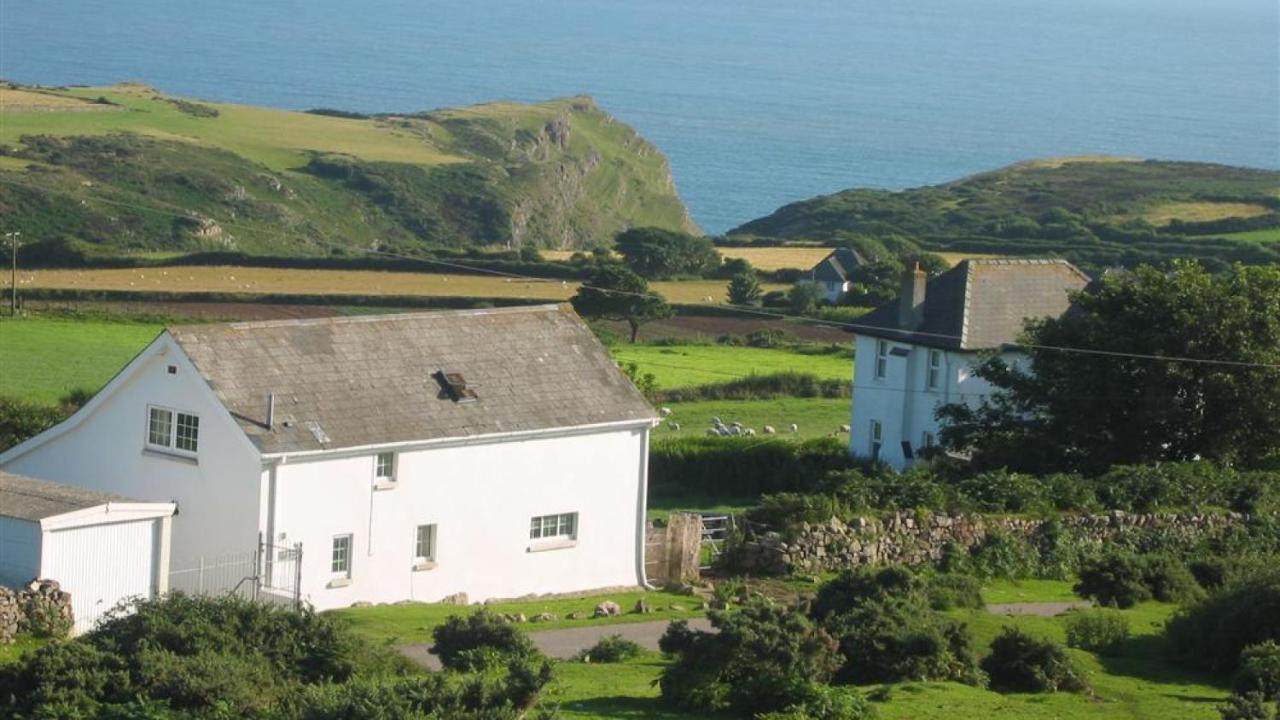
(2, 0), (1277, 234)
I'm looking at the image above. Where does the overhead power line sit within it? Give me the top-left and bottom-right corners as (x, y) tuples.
(3, 175), (1280, 371)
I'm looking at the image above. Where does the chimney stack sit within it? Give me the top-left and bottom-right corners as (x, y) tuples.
(898, 263), (927, 330)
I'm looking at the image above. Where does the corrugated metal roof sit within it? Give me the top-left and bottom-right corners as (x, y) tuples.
(0, 471), (132, 521)
(168, 304), (658, 455)
(855, 259), (1090, 350)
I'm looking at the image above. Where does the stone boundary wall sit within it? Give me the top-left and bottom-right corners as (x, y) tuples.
(733, 511), (1246, 575)
(0, 579), (74, 643)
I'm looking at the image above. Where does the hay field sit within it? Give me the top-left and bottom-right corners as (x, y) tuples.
(1141, 201), (1272, 226)
(0, 87), (123, 112)
(7, 266), (785, 304)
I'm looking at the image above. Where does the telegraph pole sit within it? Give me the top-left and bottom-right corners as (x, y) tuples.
(6, 232), (19, 316)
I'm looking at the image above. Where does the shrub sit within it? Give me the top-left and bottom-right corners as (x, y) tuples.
(431, 610), (538, 670)
(1064, 609), (1130, 655)
(954, 469), (1046, 513)
(0, 396), (67, 452)
(810, 566), (924, 622)
(574, 634), (644, 663)
(755, 684), (878, 720)
(658, 599), (840, 716)
(1219, 692), (1279, 720)
(1074, 552), (1153, 608)
(981, 627), (1089, 694)
(1141, 554), (1203, 604)
(968, 531), (1040, 580)
(924, 573), (984, 611)
(1167, 570), (1280, 673)
(1235, 641), (1280, 701)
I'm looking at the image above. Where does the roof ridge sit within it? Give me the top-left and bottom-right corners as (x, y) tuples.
(959, 260), (976, 349)
(168, 303), (565, 334)
(964, 257), (1093, 282)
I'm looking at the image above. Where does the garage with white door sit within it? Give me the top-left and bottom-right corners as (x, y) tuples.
(0, 470), (175, 633)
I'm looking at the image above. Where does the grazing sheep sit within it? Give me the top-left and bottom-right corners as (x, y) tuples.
(839, 424), (851, 433)
(763, 425), (776, 434)
(789, 423), (799, 434)
(744, 428), (756, 436)
(659, 407), (672, 417)
(711, 416), (722, 426)
(669, 422), (681, 431)
(728, 425), (742, 436)
(706, 428), (720, 437)
(732, 421), (743, 429)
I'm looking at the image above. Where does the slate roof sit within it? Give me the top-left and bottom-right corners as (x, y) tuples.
(0, 471), (133, 521)
(168, 304), (658, 455)
(810, 247), (867, 283)
(855, 259), (1090, 351)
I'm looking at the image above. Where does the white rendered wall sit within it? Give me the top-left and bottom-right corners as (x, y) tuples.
(850, 334), (1004, 469)
(269, 426), (649, 610)
(2, 338), (264, 572)
(41, 519), (159, 633)
(0, 517), (39, 588)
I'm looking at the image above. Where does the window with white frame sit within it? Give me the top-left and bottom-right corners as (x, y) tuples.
(331, 534), (352, 577)
(146, 405), (199, 454)
(874, 340), (888, 380)
(529, 512), (577, 541)
(927, 349), (942, 390)
(870, 420), (883, 461)
(375, 451), (396, 484)
(414, 524), (437, 564)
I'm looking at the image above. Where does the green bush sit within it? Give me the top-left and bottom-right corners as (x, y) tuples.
(1234, 641), (1280, 701)
(1064, 609), (1130, 655)
(968, 531), (1041, 580)
(755, 684), (877, 720)
(1167, 570), (1280, 673)
(981, 627), (1089, 694)
(0, 396), (67, 453)
(574, 634), (644, 663)
(810, 566), (924, 622)
(924, 574), (985, 610)
(430, 610), (538, 670)
(1075, 552), (1200, 608)
(1218, 692), (1280, 720)
(658, 600), (840, 716)
(650, 436), (855, 498)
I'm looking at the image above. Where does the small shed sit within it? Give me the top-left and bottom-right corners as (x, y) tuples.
(0, 471), (175, 633)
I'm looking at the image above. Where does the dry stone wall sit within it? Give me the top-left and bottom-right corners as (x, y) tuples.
(733, 511), (1245, 575)
(0, 579), (74, 643)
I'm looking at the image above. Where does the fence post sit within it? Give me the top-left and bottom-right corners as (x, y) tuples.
(292, 542), (304, 610)
(253, 533), (264, 601)
(198, 556), (205, 594)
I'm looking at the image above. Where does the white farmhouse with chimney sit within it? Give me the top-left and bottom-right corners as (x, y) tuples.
(849, 259), (1089, 469)
(1, 305), (658, 610)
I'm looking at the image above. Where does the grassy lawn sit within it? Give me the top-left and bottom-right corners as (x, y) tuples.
(329, 589), (704, 646)
(647, 495), (757, 524)
(0, 317), (161, 404)
(0, 634), (47, 666)
(9, 266), (785, 305)
(653, 398), (851, 439)
(982, 578), (1082, 604)
(611, 344), (850, 389)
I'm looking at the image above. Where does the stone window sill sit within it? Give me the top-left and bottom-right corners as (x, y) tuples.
(372, 481), (398, 492)
(527, 538), (577, 553)
(326, 577), (352, 589)
(412, 561), (438, 572)
(141, 447), (198, 465)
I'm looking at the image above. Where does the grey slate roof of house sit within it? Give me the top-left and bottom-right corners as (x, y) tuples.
(0, 471), (133, 521)
(168, 304), (658, 455)
(855, 259), (1091, 351)
(810, 247), (867, 283)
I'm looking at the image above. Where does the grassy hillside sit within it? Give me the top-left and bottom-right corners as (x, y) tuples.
(730, 157), (1280, 270)
(0, 82), (697, 256)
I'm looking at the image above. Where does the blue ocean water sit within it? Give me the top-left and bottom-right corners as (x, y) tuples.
(1, 0), (1277, 233)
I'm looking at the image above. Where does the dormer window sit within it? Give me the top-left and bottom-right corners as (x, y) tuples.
(147, 405), (199, 455)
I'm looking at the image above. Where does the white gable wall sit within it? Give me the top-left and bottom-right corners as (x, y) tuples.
(268, 424), (649, 610)
(2, 338), (263, 572)
(850, 334), (1010, 469)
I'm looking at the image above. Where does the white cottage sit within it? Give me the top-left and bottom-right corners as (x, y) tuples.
(849, 259), (1089, 469)
(0, 305), (659, 610)
(807, 248), (869, 304)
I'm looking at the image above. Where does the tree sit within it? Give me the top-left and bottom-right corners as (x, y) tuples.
(614, 227), (721, 279)
(938, 262), (1280, 474)
(787, 282), (823, 316)
(727, 272), (763, 306)
(571, 265), (673, 343)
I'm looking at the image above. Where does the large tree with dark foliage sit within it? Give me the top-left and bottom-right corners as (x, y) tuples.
(614, 227), (721, 279)
(938, 262), (1280, 474)
(571, 264), (673, 342)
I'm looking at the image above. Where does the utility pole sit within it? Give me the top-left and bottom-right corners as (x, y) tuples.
(6, 232), (19, 317)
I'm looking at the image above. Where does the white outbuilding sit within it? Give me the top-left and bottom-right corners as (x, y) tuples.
(0, 471), (175, 633)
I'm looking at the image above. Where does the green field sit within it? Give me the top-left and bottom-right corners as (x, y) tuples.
(653, 397), (851, 439)
(1220, 227), (1280, 242)
(611, 344), (851, 389)
(0, 317), (161, 403)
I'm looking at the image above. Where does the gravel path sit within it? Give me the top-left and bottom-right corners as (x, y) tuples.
(400, 618), (713, 670)
(986, 600), (1092, 616)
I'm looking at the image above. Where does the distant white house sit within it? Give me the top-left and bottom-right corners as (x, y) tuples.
(0, 471), (175, 633)
(0, 305), (658, 610)
(849, 259), (1090, 469)
(807, 247), (868, 304)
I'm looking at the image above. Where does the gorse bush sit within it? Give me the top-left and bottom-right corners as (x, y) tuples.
(1219, 692), (1280, 720)
(574, 634), (644, 663)
(923, 573), (985, 611)
(1074, 552), (1202, 608)
(1234, 642), (1280, 701)
(755, 684), (878, 720)
(430, 609), (539, 670)
(1064, 609), (1130, 655)
(1167, 570), (1280, 674)
(658, 600), (844, 716)
(981, 627), (1090, 694)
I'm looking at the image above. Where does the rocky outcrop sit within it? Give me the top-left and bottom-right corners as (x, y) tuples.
(733, 511), (1246, 576)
